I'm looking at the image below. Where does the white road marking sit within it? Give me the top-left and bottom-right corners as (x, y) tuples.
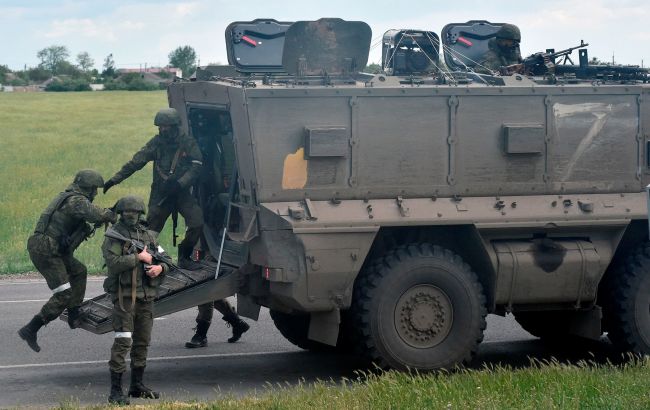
(0, 350), (295, 370)
(0, 278), (105, 286)
(0, 298), (93, 304)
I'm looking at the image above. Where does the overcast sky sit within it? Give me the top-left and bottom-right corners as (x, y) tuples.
(1, 0), (648, 71)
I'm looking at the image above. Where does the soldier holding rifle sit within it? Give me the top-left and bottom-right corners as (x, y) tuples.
(102, 195), (168, 405)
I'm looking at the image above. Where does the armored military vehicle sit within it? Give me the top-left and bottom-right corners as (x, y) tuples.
(74, 18), (650, 371)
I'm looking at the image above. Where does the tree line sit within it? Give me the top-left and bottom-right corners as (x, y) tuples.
(0, 45), (198, 92)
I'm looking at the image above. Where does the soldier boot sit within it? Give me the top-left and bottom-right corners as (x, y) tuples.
(128, 366), (160, 399)
(177, 243), (194, 266)
(223, 313), (250, 343)
(185, 319), (210, 348)
(67, 306), (86, 329)
(18, 315), (44, 352)
(108, 370), (130, 405)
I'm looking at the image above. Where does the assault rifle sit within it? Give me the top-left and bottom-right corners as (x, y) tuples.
(104, 227), (178, 270)
(63, 208), (117, 253)
(502, 40), (589, 76)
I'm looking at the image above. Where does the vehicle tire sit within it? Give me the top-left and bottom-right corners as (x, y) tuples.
(350, 243), (487, 370)
(601, 242), (650, 354)
(513, 311), (574, 339)
(269, 310), (334, 352)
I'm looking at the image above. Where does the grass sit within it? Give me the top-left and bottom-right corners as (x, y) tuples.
(52, 357), (650, 409)
(0, 90), (183, 273)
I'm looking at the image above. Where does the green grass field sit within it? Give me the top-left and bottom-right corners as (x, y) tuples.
(0, 90), (180, 273)
(55, 358), (650, 409)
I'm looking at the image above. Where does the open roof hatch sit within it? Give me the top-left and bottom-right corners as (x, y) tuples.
(382, 30), (440, 76)
(281, 18), (371, 77)
(225, 19), (293, 73)
(441, 20), (507, 71)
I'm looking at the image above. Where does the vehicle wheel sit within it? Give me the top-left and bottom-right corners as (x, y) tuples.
(601, 242), (650, 354)
(350, 243), (487, 370)
(269, 310), (334, 352)
(514, 311), (573, 339)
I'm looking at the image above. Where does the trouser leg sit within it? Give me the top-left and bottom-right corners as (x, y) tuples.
(29, 251), (72, 323)
(196, 302), (214, 323)
(177, 194), (204, 260)
(109, 297), (134, 373)
(130, 300), (153, 370)
(146, 205), (172, 234)
(64, 255), (88, 307)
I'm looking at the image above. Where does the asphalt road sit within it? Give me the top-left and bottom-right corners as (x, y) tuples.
(0, 276), (619, 408)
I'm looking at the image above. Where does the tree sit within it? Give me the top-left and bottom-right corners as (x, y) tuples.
(102, 53), (116, 78)
(168, 46), (197, 78)
(36, 45), (70, 75)
(26, 67), (51, 82)
(0, 64), (10, 83)
(363, 63), (382, 74)
(589, 56), (605, 65)
(76, 51), (94, 72)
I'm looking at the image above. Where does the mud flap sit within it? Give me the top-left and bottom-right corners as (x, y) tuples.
(307, 309), (340, 346)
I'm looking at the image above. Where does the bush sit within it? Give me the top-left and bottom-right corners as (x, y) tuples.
(27, 67), (52, 82)
(9, 78), (28, 86)
(45, 79), (92, 92)
(103, 76), (159, 91)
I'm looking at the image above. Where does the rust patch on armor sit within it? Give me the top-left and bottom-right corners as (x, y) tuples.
(282, 148), (308, 189)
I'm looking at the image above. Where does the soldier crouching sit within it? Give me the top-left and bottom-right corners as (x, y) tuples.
(18, 169), (115, 353)
(102, 195), (168, 405)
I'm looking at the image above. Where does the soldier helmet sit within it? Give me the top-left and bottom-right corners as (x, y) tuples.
(115, 195), (146, 214)
(154, 108), (181, 126)
(73, 169), (105, 189)
(495, 24), (521, 42)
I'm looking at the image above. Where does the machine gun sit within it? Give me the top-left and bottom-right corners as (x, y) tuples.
(104, 227), (178, 270)
(503, 40), (589, 76)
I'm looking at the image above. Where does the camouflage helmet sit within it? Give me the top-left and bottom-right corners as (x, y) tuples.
(495, 24), (521, 42)
(154, 108), (181, 126)
(73, 169), (104, 189)
(115, 195), (146, 214)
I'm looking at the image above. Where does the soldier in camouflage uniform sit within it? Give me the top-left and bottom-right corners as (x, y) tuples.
(477, 23), (522, 73)
(102, 195), (167, 405)
(103, 108), (204, 263)
(185, 115), (249, 348)
(18, 169), (116, 353)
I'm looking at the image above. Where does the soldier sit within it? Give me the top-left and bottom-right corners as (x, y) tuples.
(477, 23), (523, 73)
(184, 114), (249, 347)
(18, 169), (116, 353)
(102, 195), (167, 405)
(103, 108), (204, 264)
(185, 299), (250, 347)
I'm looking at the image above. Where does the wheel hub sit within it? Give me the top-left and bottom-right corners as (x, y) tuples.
(394, 285), (453, 349)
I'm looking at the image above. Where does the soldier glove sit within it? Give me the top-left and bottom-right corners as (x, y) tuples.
(103, 178), (117, 194)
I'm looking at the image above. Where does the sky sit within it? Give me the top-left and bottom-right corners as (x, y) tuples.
(1, 0), (648, 72)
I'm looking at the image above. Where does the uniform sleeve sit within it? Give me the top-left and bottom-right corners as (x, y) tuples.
(111, 137), (158, 184)
(176, 136), (204, 189)
(65, 196), (115, 224)
(102, 237), (138, 272)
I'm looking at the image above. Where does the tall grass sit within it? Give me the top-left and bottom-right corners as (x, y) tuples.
(55, 358), (650, 409)
(0, 91), (182, 273)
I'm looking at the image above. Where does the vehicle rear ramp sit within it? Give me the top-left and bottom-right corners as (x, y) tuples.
(62, 254), (244, 335)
